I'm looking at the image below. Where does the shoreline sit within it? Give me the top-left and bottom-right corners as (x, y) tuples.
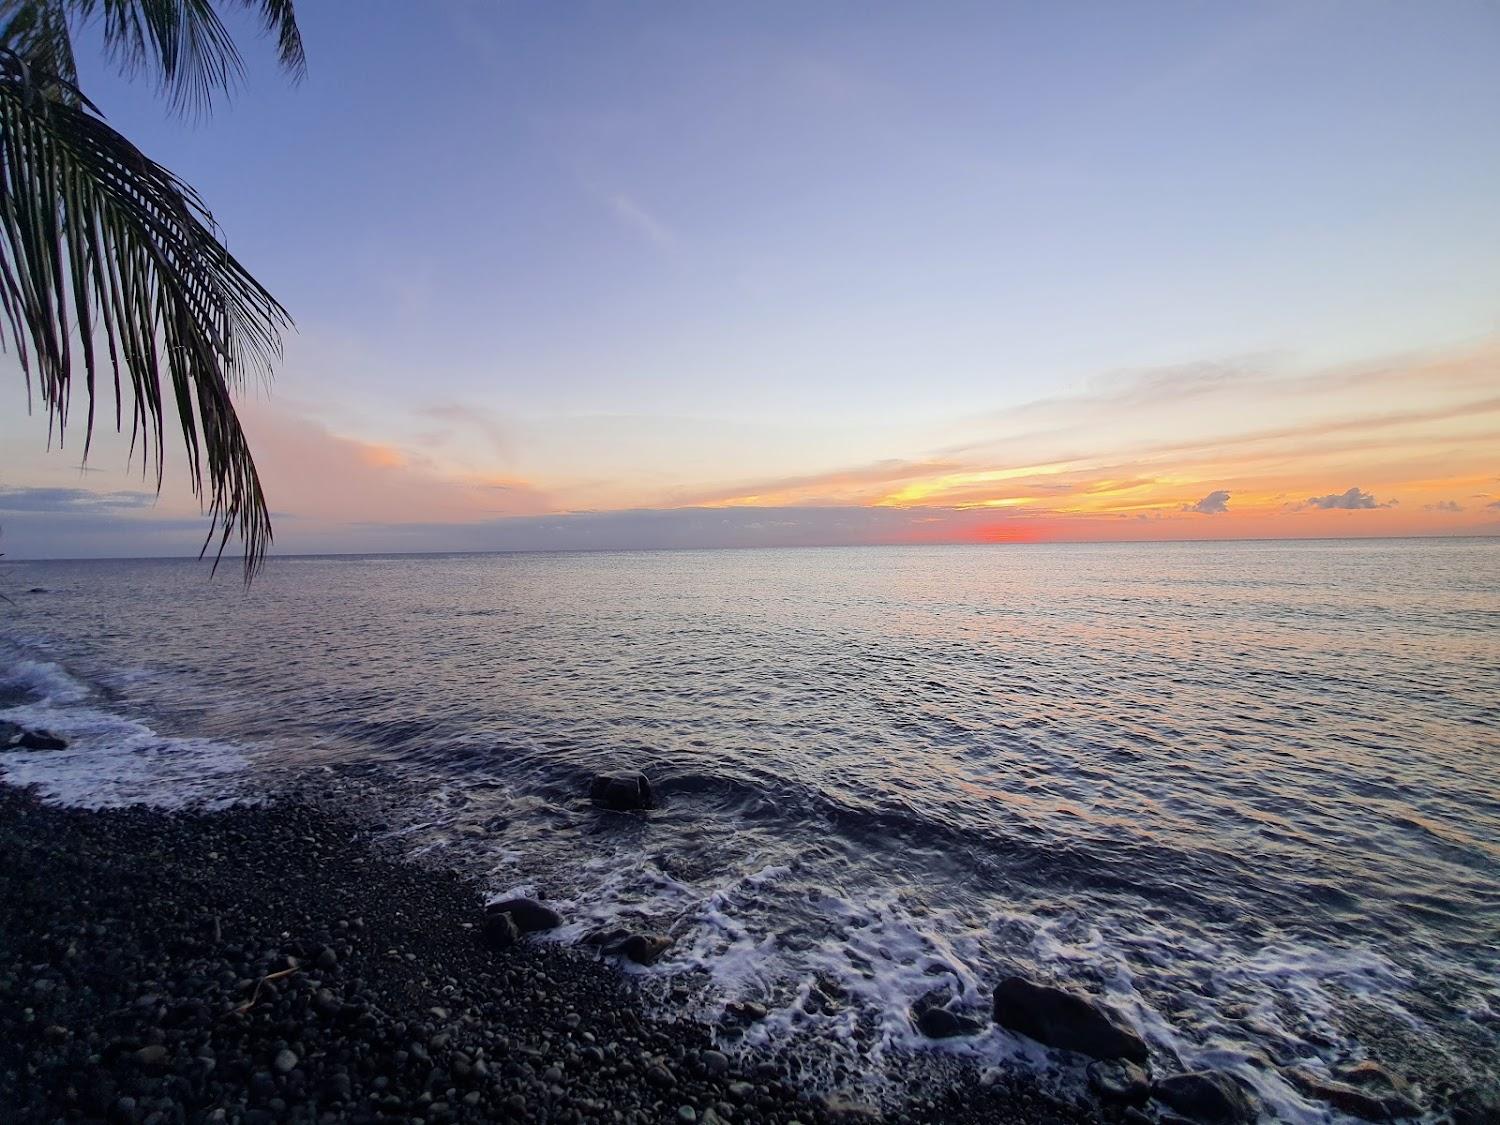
(0, 782), (1096, 1125)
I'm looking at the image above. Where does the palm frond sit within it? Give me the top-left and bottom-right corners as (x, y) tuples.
(3, 1), (304, 115)
(0, 47), (291, 575)
(0, 1), (80, 98)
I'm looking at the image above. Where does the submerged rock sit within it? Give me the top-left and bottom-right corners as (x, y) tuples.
(1151, 1071), (1257, 1124)
(725, 999), (768, 1023)
(1088, 1059), (1151, 1104)
(589, 771), (655, 811)
(485, 897), (563, 933)
(2, 726), (68, 751)
(990, 975), (1147, 1062)
(1289, 1066), (1417, 1120)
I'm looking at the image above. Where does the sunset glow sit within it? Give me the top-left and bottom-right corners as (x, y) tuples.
(0, 3), (1496, 558)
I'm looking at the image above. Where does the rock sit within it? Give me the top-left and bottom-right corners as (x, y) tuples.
(700, 1049), (730, 1076)
(646, 1062), (676, 1087)
(315, 945), (338, 969)
(273, 1048), (298, 1073)
(1288, 1067), (1403, 1120)
(480, 911), (520, 950)
(677, 1107), (697, 1123)
(589, 771), (655, 811)
(1448, 1084), (1500, 1125)
(134, 1044), (167, 1068)
(485, 897), (562, 932)
(1152, 1071), (1257, 1124)
(913, 1004), (983, 1039)
(990, 976), (1148, 1062)
(0, 721), (22, 746)
(604, 932), (673, 965)
(14, 729), (67, 751)
(726, 1000), (768, 1023)
(1088, 1059), (1151, 1104)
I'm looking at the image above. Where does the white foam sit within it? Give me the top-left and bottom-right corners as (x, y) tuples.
(1, 657), (254, 810)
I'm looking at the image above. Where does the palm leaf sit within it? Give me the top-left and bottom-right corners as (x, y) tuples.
(0, 46), (291, 575)
(1, 0), (305, 114)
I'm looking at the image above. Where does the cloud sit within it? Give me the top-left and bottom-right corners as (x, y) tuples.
(605, 192), (678, 248)
(1424, 500), (1464, 512)
(0, 487), (156, 513)
(1302, 487), (1396, 510)
(1185, 489), (1230, 515)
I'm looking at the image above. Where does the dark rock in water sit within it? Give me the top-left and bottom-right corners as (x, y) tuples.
(589, 771), (654, 811)
(1448, 1084), (1500, 1125)
(725, 999), (768, 1023)
(914, 1005), (983, 1039)
(15, 729), (68, 751)
(480, 910), (520, 950)
(1088, 1059), (1151, 1104)
(1152, 1071), (1257, 1124)
(1288, 1067), (1403, 1121)
(485, 897), (562, 932)
(0, 720), (22, 747)
(991, 975), (1148, 1062)
(605, 932), (672, 965)
(27, 587), (46, 593)
(912, 987), (982, 1038)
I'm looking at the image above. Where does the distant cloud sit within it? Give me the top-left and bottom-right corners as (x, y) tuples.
(1302, 487), (1395, 511)
(1488, 499), (1500, 510)
(1424, 500), (1463, 513)
(0, 487), (155, 513)
(605, 192), (678, 248)
(1185, 489), (1230, 514)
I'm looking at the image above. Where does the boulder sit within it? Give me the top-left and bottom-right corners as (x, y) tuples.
(1151, 1071), (1257, 1124)
(589, 771), (654, 811)
(991, 976), (1148, 1062)
(1088, 1059), (1151, 1104)
(480, 911), (520, 951)
(484, 897), (562, 933)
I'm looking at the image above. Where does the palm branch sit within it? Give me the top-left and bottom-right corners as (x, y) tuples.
(0, 1), (302, 576)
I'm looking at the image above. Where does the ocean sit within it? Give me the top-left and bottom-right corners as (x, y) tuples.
(2, 539), (1497, 1120)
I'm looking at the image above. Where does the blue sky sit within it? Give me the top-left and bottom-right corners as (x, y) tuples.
(2, 1), (1498, 557)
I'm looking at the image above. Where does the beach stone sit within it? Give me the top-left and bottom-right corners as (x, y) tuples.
(485, 897), (562, 932)
(480, 911), (520, 950)
(14, 728), (67, 751)
(273, 1048), (298, 1073)
(1088, 1059), (1151, 1104)
(726, 1000), (768, 1023)
(700, 1049), (730, 1075)
(913, 1004), (983, 1039)
(589, 771), (655, 811)
(605, 932), (673, 965)
(991, 975), (1148, 1062)
(1152, 1071), (1256, 1123)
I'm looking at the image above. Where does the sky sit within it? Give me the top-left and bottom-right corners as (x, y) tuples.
(2, 0), (1498, 559)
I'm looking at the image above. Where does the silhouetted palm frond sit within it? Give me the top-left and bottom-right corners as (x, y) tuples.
(0, 47), (292, 573)
(1, 0), (305, 114)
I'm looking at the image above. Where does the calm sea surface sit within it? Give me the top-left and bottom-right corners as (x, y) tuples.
(3, 540), (1498, 1119)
